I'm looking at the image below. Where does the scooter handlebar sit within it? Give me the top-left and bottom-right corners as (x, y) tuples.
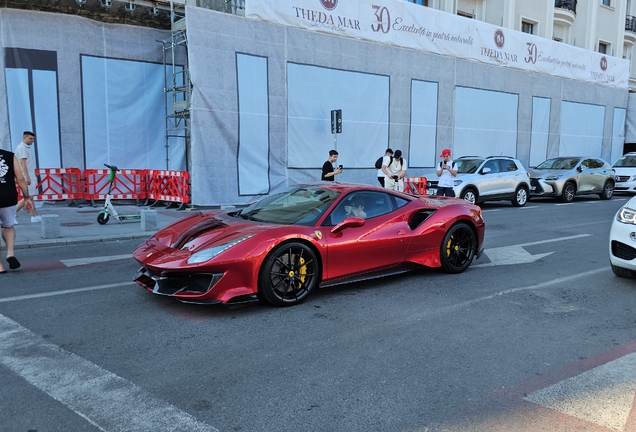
(104, 163), (119, 172)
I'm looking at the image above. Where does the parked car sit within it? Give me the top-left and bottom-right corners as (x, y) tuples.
(612, 152), (636, 194)
(425, 156), (531, 207)
(609, 194), (636, 278)
(528, 156), (615, 202)
(133, 182), (485, 307)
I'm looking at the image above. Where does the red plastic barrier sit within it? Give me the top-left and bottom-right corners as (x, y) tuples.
(403, 177), (428, 196)
(147, 170), (190, 203)
(14, 168), (83, 201)
(83, 168), (148, 201)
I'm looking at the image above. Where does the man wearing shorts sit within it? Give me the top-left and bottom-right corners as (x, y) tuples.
(0, 148), (33, 272)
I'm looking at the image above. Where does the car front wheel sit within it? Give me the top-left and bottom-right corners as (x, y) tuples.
(460, 188), (478, 204)
(599, 181), (614, 200)
(258, 242), (319, 306)
(440, 222), (476, 274)
(560, 182), (576, 203)
(611, 263), (635, 278)
(511, 186), (528, 207)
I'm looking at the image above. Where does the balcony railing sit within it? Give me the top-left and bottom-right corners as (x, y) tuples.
(627, 15), (636, 33)
(555, 0), (577, 14)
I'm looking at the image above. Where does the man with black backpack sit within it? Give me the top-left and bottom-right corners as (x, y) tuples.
(382, 149), (407, 192)
(375, 148), (393, 187)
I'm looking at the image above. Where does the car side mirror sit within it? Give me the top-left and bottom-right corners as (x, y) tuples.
(480, 167), (491, 175)
(331, 216), (365, 234)
(577, 166), (583, 172)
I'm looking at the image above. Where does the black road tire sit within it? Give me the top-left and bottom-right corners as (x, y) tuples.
(511, 186), (528, 207)
(440, 222), (477, 274)
(599, 181), (614, 200)
(611, 263), (635, 278)
(97, 212), (109, 225)
(560, 182), (576, 203)
(258, 242), (319, 306)
(460, 188), (478, 204)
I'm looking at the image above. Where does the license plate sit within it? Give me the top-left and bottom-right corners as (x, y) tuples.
(427, 188), (437, 195)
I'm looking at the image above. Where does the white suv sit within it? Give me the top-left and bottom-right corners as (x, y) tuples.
(426, 156), (531, 207)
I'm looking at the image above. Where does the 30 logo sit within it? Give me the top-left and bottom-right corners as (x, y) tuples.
(525, 42), (537, 64)
(494, 29), (505, 48)
(600, 56), (608, 71)
(371, 5), (390, 34)
(320, 0), (337, 11)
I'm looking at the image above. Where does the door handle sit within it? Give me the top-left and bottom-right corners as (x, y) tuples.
(397, 230), (406, 235)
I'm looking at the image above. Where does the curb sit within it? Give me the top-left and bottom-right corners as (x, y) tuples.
(14, 232), (156, 250)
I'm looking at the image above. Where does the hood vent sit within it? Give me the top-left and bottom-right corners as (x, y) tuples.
(173, 218), (227, 249)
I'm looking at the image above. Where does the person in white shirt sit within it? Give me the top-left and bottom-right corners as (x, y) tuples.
(14, 131), (41, 223)
(436, 148), (458, 197)
(376, 148), (393, 187)
(382, 149), (407, 192)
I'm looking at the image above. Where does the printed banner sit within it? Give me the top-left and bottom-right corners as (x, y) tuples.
(246, 0), (630, 89)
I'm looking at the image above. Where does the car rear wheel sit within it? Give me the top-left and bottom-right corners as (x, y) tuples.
(258, 242), (319, 306)
(460, 188), (478, 204)
(440, 222), (476, 274)
(599, 181), (614, 200)
(611, 263), (636, 278)
(560, 182), (576, 203)
(511, 186), (528, 207)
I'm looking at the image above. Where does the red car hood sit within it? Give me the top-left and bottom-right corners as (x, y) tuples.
(151, 210), (275, 253)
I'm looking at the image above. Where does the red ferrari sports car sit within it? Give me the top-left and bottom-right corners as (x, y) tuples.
(133, 182), (485, 306)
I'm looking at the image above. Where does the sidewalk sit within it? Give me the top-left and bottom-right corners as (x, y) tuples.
(12, 200), (192, 249)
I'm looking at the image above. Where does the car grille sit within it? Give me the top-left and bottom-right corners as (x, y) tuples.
(616, 175), (631, 182)
(135, 267), (223, 295)
(530, 178), (544, 194)
(611, 241), (636, 261)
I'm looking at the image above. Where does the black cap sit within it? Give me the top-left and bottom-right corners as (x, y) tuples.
(394, 150), (402, 158)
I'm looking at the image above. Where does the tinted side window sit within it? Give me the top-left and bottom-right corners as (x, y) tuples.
(391, 195), (410, 210)
(582, 159), (597, 169)
(482, 160), (500, 173)
(499, 159), (518, 172)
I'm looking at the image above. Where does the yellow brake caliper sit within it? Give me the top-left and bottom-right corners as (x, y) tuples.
(297, 257), (307, 289)
(446, 236), (453, 257)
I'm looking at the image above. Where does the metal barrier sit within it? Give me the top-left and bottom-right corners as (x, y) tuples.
(147, 170), (190, 209)
(83, 168), (148, 205)
(403, 177), (428, 196)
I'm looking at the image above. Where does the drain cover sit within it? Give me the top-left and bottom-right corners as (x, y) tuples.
(61, 222), (94, 227)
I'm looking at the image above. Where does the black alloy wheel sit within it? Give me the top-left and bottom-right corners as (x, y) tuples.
(440, 222), (477, 274)
(560, 182), (576, 203)
(511, 186), (528, 207)
(258, 242), (319, 306)
(599, 181), (614, 200)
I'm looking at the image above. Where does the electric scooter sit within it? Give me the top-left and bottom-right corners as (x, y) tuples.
(97, 164), (142, 225)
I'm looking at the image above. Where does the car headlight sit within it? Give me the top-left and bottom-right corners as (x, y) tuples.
(186, 234), (255, 264)
(617, 207), (636, 225)
(544, 175), (562, 181)
(453, 179), (463, 186)
(631, 176), (636, 182)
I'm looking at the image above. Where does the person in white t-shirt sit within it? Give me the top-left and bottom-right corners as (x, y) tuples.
(15, 131), (41, 222)
(436, 148), (458, 197)
(376, 148), (393, 187)
(382, 149), (407, 192)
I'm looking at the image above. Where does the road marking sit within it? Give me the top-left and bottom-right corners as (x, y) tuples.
(481, 209), (502, 212)
(555, 203), (574, 206)
(474, 234), (592, 267)
(525, 352), (636, 431)
(61, 254), (132, 267)
(0, 314), (218, 432)
(0, 282), (131, 303)
(519, 205), (539, 209)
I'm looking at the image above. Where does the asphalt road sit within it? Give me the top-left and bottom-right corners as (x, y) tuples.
(1, 195), (636, 432)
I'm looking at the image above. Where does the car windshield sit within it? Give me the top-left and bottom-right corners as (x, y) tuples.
(613, 155), (636, 168)
(535, 157), (580, 170)
(455, 159), (484, 174)
(237, 186), (341, 226)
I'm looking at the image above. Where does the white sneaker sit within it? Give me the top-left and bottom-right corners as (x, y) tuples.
(13, 218), (18, 225)
(31, 216), (42, 223)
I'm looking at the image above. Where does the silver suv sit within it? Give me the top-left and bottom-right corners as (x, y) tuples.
(426, 156), (531, 206)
